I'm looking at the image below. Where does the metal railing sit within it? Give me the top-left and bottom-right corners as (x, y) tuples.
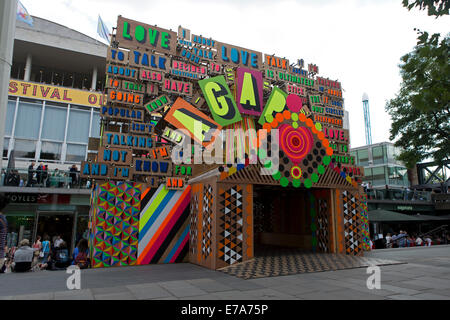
(0, 168), (92, 189)
(365, 188), (432, 202)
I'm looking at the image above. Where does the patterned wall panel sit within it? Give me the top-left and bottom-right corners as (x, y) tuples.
(216, 183), (253, 269)
(189, 180), (216, 269)
(137, 184), (191, 265)
(89, 181), (142, 268)
(312, 189), (332, 253)
(340, 190), (364, 256)
(360, 193), (371, 251)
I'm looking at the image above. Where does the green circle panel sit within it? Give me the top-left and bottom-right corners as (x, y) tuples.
(323, 156), (331, 166)
(311, 173), (319, 183)
(304, 179), (312, 189)
(292, 179), (301, 188)
(291, 113), (299, 122)
(318, 165), (325, 174)
(280, 177), (289, 187)
(273, 171), (282, 181)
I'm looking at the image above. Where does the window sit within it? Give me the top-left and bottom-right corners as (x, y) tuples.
(40, 141), (62, 161)
(14, 139), (37, 159)
(41, 106), (67, 141)
(67, 109), (90, 143)
(3, 138), (9, 158)
(357, 149), (369, 166)
(91, 111), (101, 138)
(5, 100), (16, 136)
(372, 146), (386, 165)
(14, 102), (42, 139)
(372, 166), (387, 187)
(66, 144), (86, 162)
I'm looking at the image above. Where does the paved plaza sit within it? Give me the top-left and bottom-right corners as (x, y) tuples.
(1, 245), (449, 300)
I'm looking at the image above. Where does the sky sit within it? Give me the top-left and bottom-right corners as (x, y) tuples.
(20, 0), (450, 148)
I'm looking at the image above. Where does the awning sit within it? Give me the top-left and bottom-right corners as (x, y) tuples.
(368, 209), (448, 222)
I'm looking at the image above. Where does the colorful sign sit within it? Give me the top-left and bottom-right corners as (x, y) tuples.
(106, 64), (138, 80)
(165, 177), (186, 190)
(314, 114), (343, 128)
(144, 95), (171, 114)
(103, 131), (153, 150)
(236, 67), (264, 117)
(129, 50), (168, 70)
(258, 87), (287, 125)
(81, 161), (131, 180)
(133, 159), (172, 176)
(323, 127), (349, 143)
(217, 42), (262, 69)
(199, 75), (242, 126)
(191, 34), (216, 48)
(116, 16), (177, 54)
(108, 89), (143, 106)
(266, 70), (314, 87)
(101, 105), (144, 122)
(130, 122), (154, 135)
(99, 147), (133, 165)
(162, 78), (193, 96)
(106, 48), (129, 65)
(171, 61), (207, 79)
(8, 80), (104, 107)
(164, 98), (222, 147)
(265, 55), (289, 71)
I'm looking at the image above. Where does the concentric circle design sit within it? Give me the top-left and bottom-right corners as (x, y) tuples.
(279, 124), (314, 165)
(291, 166), (302, 180)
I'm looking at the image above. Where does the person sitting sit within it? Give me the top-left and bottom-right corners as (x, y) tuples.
(72, 239), (89, 269)
(41, 241), (71, 270)
(12, 239), (34, 272)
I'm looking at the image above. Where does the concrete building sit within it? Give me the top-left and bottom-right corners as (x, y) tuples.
(0, 16), (107, 251)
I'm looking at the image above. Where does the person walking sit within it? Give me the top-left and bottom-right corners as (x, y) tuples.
(41, 235), (51, 263)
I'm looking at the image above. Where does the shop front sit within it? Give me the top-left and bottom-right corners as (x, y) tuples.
(3, 193), (90, 253)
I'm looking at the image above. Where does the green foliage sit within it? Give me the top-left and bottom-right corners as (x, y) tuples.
(402, 0), (450, 17)
(386, 31), (450, 168)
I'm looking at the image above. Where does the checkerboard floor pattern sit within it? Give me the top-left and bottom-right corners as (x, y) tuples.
(219, 247), (404, 280)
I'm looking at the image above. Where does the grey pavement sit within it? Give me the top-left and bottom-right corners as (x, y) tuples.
(0, 245), (449, 300)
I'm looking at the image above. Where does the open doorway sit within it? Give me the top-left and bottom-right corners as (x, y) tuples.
(253, 186), (315, 255)
(34, 212), (76, 253)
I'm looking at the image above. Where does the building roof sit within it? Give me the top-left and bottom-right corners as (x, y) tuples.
(368, 209), (448, 222)
(14, 15), (107, 60)
(16, 16), (105, 46)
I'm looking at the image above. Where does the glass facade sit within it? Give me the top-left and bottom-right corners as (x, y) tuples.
(4, 97), (101, 164)
(351, 143), (410, 188)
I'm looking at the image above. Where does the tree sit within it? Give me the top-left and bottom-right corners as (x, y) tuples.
(385, 3), (449, 169)
(402, 0), (449, 17)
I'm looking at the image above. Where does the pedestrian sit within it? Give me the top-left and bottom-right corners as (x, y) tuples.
(415, 235), (424, 246)
(385, 233), (393, 248)
(70, 165), (79, 187)
(12, 239), (34, 272)
(72, 239), (89, 269)
(1, 169), (5, 186)
(54, 235), (64, 248)
(27, 161), (35, 187)
(43, 165), (49, 187)
(398, 230), (408, 248)
(0, 194), (9, 273)
(33, 236), (42, 253)
(36, 163), (44, 186)
(41, 235), (51, 263)
(425, 236), (432, 247)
